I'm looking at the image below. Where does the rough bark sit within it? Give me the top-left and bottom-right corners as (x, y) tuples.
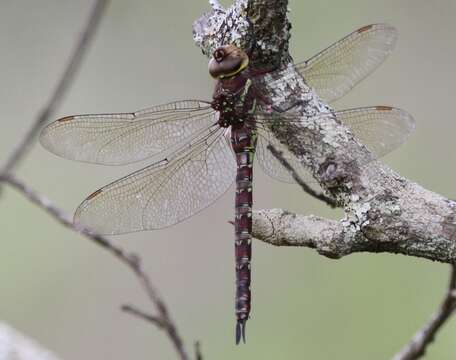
(193, 0), (456, 264)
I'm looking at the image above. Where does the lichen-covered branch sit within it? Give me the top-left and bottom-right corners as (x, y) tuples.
(193, 0), (291, 69)
(193, 0), (456, 265)
(252, 209), (346, 258)
(195, 1), (455, 357)
(253, 207), (456, 262)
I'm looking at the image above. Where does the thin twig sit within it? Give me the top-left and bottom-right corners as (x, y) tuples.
(0, 1), (194, 358)
(1, 0), (109, 174)
(194, 341), (203, 360)
(122, 305), (168, 329)
(266, 144), (338, 208)
(393, 265), (456, 360)
(0, 174), (190, 360)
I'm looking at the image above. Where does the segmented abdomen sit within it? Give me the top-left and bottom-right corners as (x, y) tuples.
(231, 122), (257, 344)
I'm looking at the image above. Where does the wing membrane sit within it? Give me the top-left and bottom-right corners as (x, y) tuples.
(40, 100), (216, 165)
(255, 106), (414, 183)
(297, 24), (398, 103)
(256, 125), (321, 186)
(337, 106), (415, 157)
(74, 126), (236, 234)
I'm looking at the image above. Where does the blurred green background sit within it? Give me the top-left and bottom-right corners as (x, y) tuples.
(1, 0), (455, 359)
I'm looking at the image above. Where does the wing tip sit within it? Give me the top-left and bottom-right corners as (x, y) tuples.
(357, 23), (398, 33)
(375, 105), (416, 132)
(73, 192), (110, 235)
(39, 121), (60, 155)
(357, 23), (398, 47)
(357, 24), (375, 33)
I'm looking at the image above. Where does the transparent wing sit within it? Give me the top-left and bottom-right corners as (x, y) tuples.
(255, 125), (320, 186)
(297, 23), (397, 103)
(74, 126), (236, 235)
(337, 106), (415, 157)
(40, 100), (216, 165)
(255, 106), (414, 184)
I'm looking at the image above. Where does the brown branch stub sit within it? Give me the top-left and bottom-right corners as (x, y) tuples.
(393, 265), (456, 360)
(252, 208), (348, 259)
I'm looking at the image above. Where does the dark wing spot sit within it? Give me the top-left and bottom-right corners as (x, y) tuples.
(357, 24), (374, 33)
(87, 189), (103, 200)
(57, 116), (75, 123)
(375, 106), (393, 111)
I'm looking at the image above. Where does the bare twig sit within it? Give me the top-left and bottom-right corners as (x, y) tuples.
(0, 1), (193, 357)
(393, 265), (456, 360)
(1, 0), (109, 174)
(122, 305), (168, 329)
(194, 341), (203, 360)
(266, 144), (338, 208)
(0, 174), (190, 360)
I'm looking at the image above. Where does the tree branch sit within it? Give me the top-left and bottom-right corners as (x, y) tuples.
(209, 0), (224, 12)
(1, 0), (109, 174)
(194, 0), (456, 357)
(393, 265), (456, 360)
(194, 341), (203, 360)
(0, 1), (193, 358)
(122, 305), (168, 330)
(193, 0), (456, 264)
(0, 174), (190, 360)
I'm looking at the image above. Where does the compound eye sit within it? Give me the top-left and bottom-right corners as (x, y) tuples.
(208, 45), (249, 79)
(213, 48), (225, 63)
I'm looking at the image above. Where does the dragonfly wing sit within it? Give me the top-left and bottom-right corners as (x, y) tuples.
(74, 126), (236, 234)
(40, 100), (216, 165)
(255, 125), (321, 189)
(336, 106), (415, 158)
(297, 24), (398, 103)
(255, 106), (414, 184)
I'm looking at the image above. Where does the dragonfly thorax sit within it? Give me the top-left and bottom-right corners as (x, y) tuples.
(213, 75), (256, 128)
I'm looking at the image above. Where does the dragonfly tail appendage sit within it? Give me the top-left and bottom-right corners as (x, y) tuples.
(236, 319), (247, 345)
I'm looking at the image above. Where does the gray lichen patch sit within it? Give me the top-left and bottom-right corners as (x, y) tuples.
(196, 0), (456, 265)
(193, 0), (251, 58)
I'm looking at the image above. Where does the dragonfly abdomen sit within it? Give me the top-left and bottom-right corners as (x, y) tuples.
(231, 123), (257, 344)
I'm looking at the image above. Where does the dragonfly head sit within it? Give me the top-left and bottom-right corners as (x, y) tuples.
(208, 45), (249, 79)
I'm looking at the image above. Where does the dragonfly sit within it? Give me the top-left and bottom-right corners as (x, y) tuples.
(40, 24), (415, 344)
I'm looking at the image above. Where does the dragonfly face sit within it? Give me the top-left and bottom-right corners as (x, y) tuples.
(209, 45), (256, 128)
(208, 44), (249, 79)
